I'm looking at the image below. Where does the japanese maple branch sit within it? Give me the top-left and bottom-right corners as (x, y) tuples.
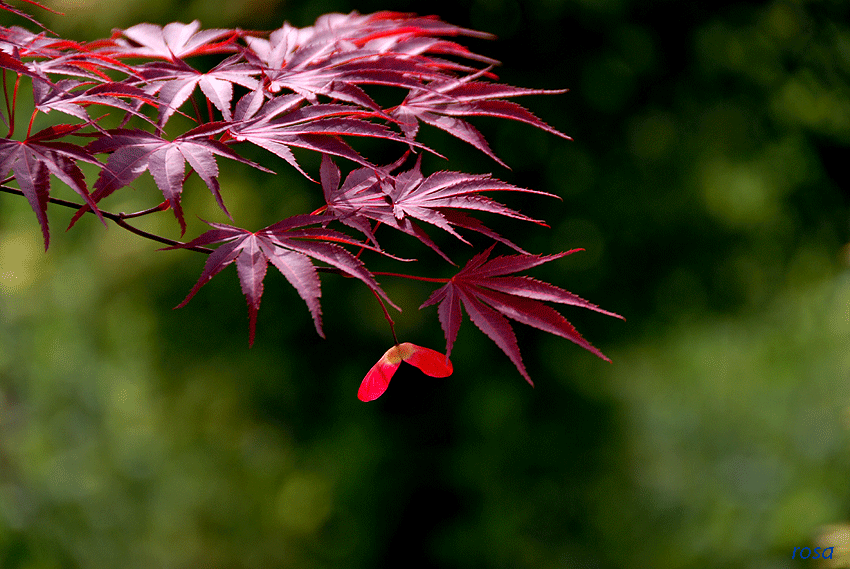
(0, 183), (213, 253)
(0, 182), (369, 278)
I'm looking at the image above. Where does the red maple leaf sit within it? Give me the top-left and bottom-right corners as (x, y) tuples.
(343, 13), (498, 69)
(78, 124), (271, 233)
(32, 79), (155, 125)
(243, 23), (450, 108)
(420, 245), (624, 384)
(391, 70), (570, 167)
(0, 48), (42, 79)
(243, 11), (495, 107)
(166, 215), (399, 346)
(136, 55), (260, 125)
(104, 21), (240, 61)
(321, 154), (557, 262)
(0, 123), (105, 249)
(228, 93), (427, 180)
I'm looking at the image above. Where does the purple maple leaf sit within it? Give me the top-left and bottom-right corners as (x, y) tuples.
(136, 54), (260, 125)
(0, 48), (42, 79)
(421, 245), (624, 383)
(0, 123), (105, 249)
(32, 79), (155, 125)
(78, 124), (271, 233)
(321, 154), (557, 262)
(392, 70), (570, 167)
(242, 11), (498, 109)
(228, 93), (427, 180)
(104, 21), (239, 60)
(166, 215), (399, 345)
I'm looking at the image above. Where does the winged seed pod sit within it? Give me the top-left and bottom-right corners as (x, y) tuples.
(358, 343), (453, 401)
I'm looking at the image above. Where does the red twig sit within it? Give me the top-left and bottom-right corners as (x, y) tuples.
(371, 288), (399, 345)
(2, 70), (11, 137)
(0, 184), (212, 254)
(372, 271), (449, 283)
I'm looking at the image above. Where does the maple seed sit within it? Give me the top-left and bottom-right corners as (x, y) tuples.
(358, 342), (453, 402)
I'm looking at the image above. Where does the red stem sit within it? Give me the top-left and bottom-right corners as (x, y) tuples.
(354, 221), (382, 259)
(121, 200), (171, 219)
(190, 95), (202, 125)
(26, 109), (37, 138)
(3, 70), (11, 138)
(7, 74), (19, 138)
(371, 289), (399, 345)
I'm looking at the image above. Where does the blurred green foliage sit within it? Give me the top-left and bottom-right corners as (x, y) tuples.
(2, 0), (850, 567)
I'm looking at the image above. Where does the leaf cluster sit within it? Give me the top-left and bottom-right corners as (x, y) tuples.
(0, 2), (622, 385)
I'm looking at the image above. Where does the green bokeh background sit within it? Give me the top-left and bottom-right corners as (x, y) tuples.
(2, 0), (850, 567)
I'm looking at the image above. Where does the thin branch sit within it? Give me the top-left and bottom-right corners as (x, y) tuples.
(121, 199), (170, 219)
(371, 288), (399, 345)
(0, 184), (214, 254)
(190, 94), (203, 124)
(372, 271), (449, 283)
(2, 70), (11, 136)
(12, 75), (19, 134)
(26, 108), (36, 138)
(0, 183), (353, 277)
(206, 96), (215, 124)
(5, 72), (18, 138)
